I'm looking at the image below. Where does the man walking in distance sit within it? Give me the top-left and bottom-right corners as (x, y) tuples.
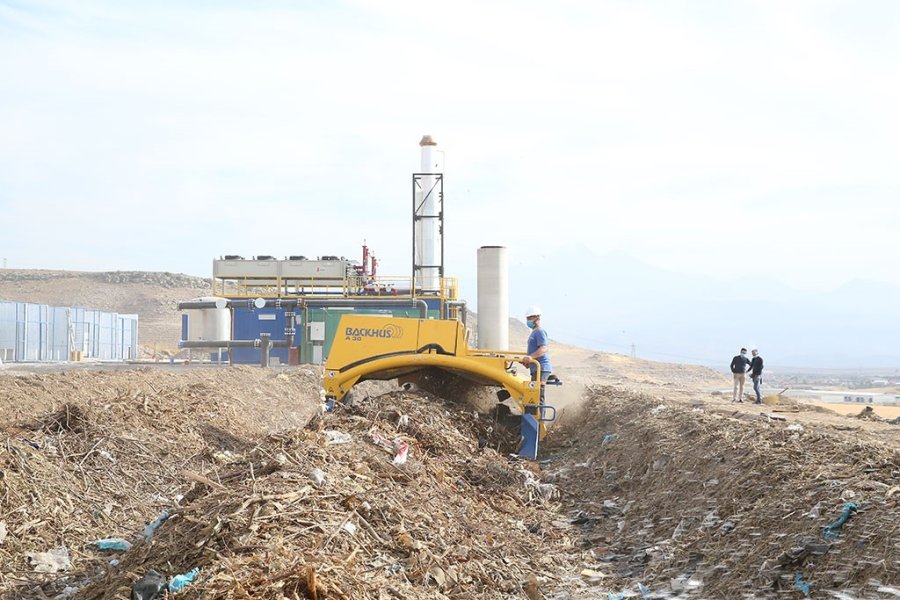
(521, 305), (552, 405)
(730, 347), (751, 402)
(749, 348), (764, 404)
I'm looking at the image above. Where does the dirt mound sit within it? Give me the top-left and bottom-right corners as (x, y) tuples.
(0, 270), (209, 290)
(544, 386), (900, 598)
(0, 367), (323, 596)
(5, 384), (586, 599)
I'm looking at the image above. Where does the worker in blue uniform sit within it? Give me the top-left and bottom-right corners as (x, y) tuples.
(521, 305), (552, 404)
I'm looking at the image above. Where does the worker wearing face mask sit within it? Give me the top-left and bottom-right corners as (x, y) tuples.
(521, 306), (552, 404)
(729, 347), (752, 402)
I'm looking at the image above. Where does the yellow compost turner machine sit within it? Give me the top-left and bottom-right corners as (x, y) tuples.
(323, 314), (556, 458)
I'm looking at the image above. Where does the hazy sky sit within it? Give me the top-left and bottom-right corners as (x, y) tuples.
(2, 0), (899, 306)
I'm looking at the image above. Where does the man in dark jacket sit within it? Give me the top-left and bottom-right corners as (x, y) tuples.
(749, 349), (764, 404)
(730, 348), (751, 402)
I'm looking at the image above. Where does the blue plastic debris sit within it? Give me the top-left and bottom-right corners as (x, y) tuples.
(142, 510), (170, 541)
(637, 582), (651, 598)
(794, 573), (811, 597)
(94, 538), (132, 551)
(601, 433), (618, 445)
(823, 502), (858, 540)
(607, 593), (624, 600)
(168, 567), (200, 593)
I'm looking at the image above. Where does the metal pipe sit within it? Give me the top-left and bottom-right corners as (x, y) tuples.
(260, 333), (271, 367)
(179, 340), (259, 349)
(178, 297), (427, 318)
(302, 298), (428, 318)
(445, 300), (467, 326)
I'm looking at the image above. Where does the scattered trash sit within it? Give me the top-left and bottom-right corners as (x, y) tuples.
(142, 510), (170, 541)
(342, 521), (358, 536)
(27, 547), (71, 573)
(521, 468), (559, 503)
(601, 433), (618, 446)
(0, 520), (6, 545)
(607, 593), (624, 600)
(168, 567), (200, 593)
(794, 572), (811, 597)
(323, 429), (353, 445)
(94, 538), (132, 551)
(875, 585), (900, 597)
(823, 502), (858, 540)
(110, 559), (120, 566)
(670, 575), (702, 593)
(212, 450), (241, 464)
(132, 570), (167, 600)
(309, 468), (326, 487)
(637, 582), (651, 598)
(841, 489), (856, 501)
(398, 414), (410, 428)
(98, 449), (116, 462)
(580, 568), (605, 582)
(701, 509), (720, 528)
(807, 502), (822, 518)
(392, 440), (410, 465)
(786, 423), (804, 432)
(571, 511), (598, 526)
(53, 585), (79, 599)
(650, 404), (668, 415)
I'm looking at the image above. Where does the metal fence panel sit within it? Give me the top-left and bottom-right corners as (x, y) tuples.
(0, 300), (138, 363)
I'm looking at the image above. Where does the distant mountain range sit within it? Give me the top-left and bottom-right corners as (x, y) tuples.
(501, 246), (900, 370)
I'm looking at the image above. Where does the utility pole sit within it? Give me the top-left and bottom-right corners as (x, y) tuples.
(631, 343), (636, 358)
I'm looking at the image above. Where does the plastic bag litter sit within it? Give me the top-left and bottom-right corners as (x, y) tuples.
(309, 468), (326, 487)
(94, 538), (132, 551)
(794, 573), (811, 597)
(132, 570), (166, 600)
(53, 585), (79, 599)
(27, 547), (71, 573)
(0, 520), (6, 545)
(142, 510), (170, 541)
(169, 567), (200, 592)
(823, 502), (858, 540)
(520, 468), (559, 503)
(324, 430), (352, 445)
(392, 440), (410, 465)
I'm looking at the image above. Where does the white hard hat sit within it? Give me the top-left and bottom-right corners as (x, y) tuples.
(525, 305), (542, 318)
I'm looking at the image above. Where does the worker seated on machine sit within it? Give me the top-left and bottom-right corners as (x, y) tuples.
(520, 306), (553, 405)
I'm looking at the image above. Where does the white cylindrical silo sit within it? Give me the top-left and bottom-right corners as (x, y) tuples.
(416, 135), (439, 291)
(477, 246), (509, 350)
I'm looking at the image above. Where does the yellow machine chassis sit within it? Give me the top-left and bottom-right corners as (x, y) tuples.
(323, 314), (547, 439)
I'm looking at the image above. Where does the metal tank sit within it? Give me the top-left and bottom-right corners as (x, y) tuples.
(185, 297), (231, 342)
